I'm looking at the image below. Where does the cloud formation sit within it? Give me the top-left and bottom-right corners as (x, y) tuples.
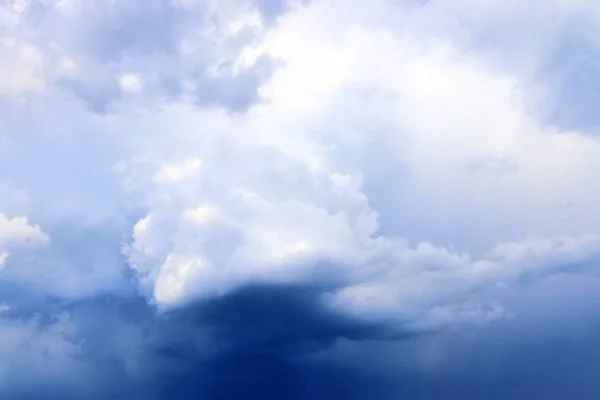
(112, 0), (600, 329)
(0, 212), (47, 269)
(3, 0), (600, 398)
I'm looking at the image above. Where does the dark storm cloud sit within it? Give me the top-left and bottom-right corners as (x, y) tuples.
(137, 283), (408, 399)
(0, 283), (403, 399)
(171, 284), (397, 351)
(5, 1), (600, 399)
(5, 278), (600, 399)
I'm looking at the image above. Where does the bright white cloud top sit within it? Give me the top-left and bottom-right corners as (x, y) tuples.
(0, 213), (47, 269)
(2, 0), (600, 332)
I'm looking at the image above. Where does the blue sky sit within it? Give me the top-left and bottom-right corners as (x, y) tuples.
(2, 0), (600, 398)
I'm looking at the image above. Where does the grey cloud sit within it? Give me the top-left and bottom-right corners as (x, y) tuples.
(7, 0), (282, 113)
(0, 283), (404, 399)
(537, 19), (600, 133)
(4, 0), (600, 398)
(194, 54), (279, 112)
(5, 277), (600, 399)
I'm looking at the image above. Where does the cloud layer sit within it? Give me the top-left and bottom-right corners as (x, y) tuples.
(3, 0), (600, 398)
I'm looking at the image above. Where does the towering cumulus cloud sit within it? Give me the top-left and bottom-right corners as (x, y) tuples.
(3, 0), (600, 398)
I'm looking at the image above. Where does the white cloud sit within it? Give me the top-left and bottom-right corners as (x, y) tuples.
(0, 213), (48, 274)
(56, 58), (78, 78)
(152, 158), (204, 184)
(0, 252), (7, 270)
(0, 0), (599, 332)
(118, 73), (144, 93)
(0, 39), (45, 100)
(0, 213), (48, 247)
(101, 0), (600, 329)
(10, 0), (30, 14)
(183, 205), (217, 225)
(327, 235), (600, 324)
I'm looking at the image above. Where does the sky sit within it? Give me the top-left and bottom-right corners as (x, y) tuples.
(2, 0), (600, 398)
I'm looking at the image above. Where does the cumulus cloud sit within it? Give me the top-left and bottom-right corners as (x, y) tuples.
(0, 212), (47, 269)
(3, 0), (600, 397)
(0, 213), (47, 245)
(111, 0), (600, 330)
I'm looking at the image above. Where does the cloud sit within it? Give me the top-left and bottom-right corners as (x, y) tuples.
(3, 278), (600, 399)
(118, 73), (144, 94)
(0, 38), (45, 101)
(0, 290), (379, 398)
(0, 213), (46, 245)
(112, 0), (600, 331)
(0, 212), (47, 270)
(3, 0), (600, 398)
